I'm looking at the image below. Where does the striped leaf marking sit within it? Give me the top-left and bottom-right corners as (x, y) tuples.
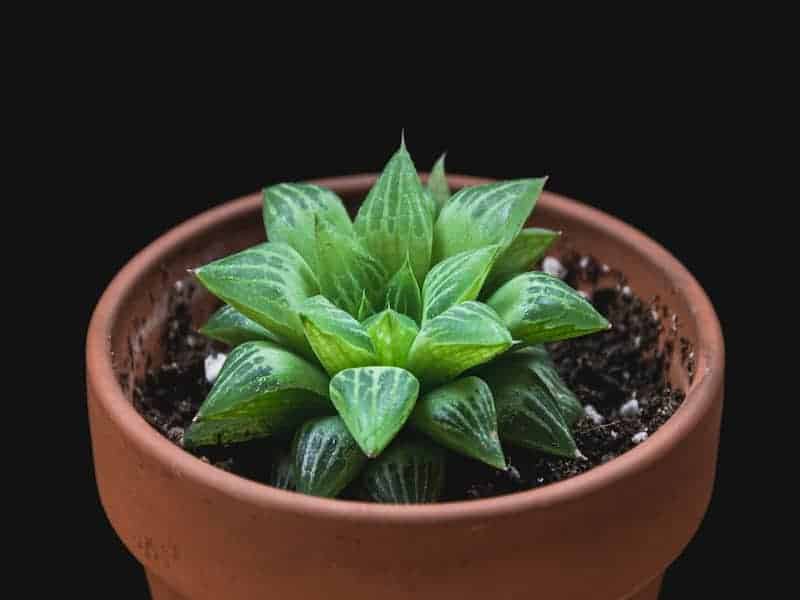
(193, 242), (318, 357)
(354, 142), (434, 283)
(362, 309), (419, 369)
(487, 271), (610, 343)
(407, 301), (513, 387)
(433, 178), (546, 263)
(411, 376), (506, 469)
(512, 345), (583, 426)
(329, 367), (420, 457)
(315, 224), (387, 317)
(483, 228), (560, 295)
(427, 153), (450, 218)
(183, 341), (332, 448)
(199, 304), (279, 347)
(480, 360), (579, 459)
(298, 295), (377, 376)
(421, 245), (501, 322)
(361, 438), (446, 504)
(293, 416), (367, 498)
(262, 183), (353, 275)
(267, 447), (296, 490)
(384, 256), (422, 323)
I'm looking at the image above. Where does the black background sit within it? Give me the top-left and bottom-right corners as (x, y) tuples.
(75, 97), (750, 598)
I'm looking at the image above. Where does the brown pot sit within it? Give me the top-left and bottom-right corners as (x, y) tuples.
(87, 174), (724, 600)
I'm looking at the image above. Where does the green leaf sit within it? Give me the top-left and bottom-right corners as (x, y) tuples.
(267, 447), (295, 490)
(427, 153), (450, 218)
(184, 342), (332, 448)
(513, 346), (583, 426)
(362, 309), (419, 368)
(384, 257), (422, 323)
(361, 437), (446, 504)
(193, 242), (318, 357)
(354, 142), (434, 283)
(421, 246), (501, 322)
(433, 178), (546, 262)
(420, 187), (436, 221)
(329, 367), (420, 457)
(262, 183), (353, 274)
(411, 376), (506, 469)
(315, 223), (387, 317)
(199, 304), (279, 347)
(487, 272), (610, 343)
(357, 290), (376, 321)
(407, 301), (513, 387)
(480, 359), (579, 458)
(484, 228), (560, 294)
(293, 416), (367, 498)
(299, 296), (377, 376)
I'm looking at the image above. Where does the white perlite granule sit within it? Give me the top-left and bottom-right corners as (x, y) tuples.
(204, 352), (227, 384)
(632, 431), (649, 444)
(584, 404), (605, 425)
(542, 256), (567, 279)
(619, 398), (641, 419)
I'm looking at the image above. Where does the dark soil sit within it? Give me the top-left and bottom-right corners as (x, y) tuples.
(132, 253), (686, 501)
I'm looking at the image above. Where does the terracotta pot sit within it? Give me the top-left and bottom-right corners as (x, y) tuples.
(87, 174), (724, 600)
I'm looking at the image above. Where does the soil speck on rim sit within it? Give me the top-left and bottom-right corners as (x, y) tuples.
(130, 253), (688, 501)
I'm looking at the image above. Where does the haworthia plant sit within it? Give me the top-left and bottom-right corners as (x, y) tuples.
(190, 138), (608, 502)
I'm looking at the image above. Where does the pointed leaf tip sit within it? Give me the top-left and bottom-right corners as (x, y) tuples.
(354, 144), (433, 283)
(298, 296), (377, 376)
(487, 272), (610, 343)
(192, 242), (318, 357)
(481, 359), (578, 459)
(412, 377), (506, 470)
(433, 178), (545, 262)
(363, 309), (419, 369)
(199, 305), (279, 347)
(330, 367), (420, 457)
(184, 341), (331, 449)
(407, 302), (513, 387)
(293, 416), (367, 498)
(421, 245), (501, 322)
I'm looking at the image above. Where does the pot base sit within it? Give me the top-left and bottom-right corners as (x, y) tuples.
(144, 569), (664, 600)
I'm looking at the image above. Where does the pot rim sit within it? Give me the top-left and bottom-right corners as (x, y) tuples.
(87, 174), (724, 524)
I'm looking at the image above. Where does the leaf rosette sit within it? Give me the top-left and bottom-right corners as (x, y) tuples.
(187, 137), (608, 501)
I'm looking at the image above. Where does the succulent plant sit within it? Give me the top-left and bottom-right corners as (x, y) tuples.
(186, 139), (609, 503)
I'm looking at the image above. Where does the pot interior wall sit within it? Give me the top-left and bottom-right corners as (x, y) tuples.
(109, 183), (694, 411)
